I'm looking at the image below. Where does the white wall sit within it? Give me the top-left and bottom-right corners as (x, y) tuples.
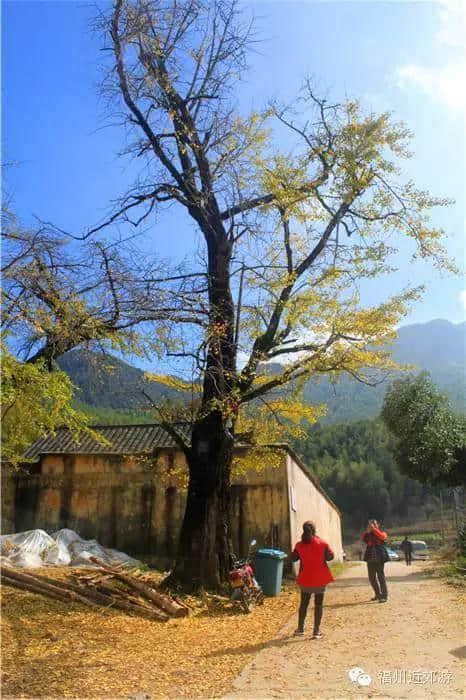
(286, 453), (343, 563)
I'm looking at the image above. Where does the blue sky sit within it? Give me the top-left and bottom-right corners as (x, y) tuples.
(3, 0), (465, 353)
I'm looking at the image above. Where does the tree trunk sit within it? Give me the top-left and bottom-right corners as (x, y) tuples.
(169, 411), (234, 591)
(166, 214), (237, 591)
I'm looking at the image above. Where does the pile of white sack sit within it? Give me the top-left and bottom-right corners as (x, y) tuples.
(0, 529), (140, 568)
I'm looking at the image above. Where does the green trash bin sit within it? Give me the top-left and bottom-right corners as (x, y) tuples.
(254, 548), (287, 596)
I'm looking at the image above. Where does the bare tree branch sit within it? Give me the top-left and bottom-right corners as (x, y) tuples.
(141, 390), (191, 454)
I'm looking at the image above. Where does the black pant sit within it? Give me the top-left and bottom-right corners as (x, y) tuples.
(298, 591), (324, 633)
(404, 551), (412, 566)
(367, 561), (388, 599)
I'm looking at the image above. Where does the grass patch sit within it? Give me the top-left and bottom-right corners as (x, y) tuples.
(390, 525), (456, 538)
(437, 560), (465, 588)
(390, 532), (443, 543)
(329, 561), (346, 577)
(427, 548), (465, 588)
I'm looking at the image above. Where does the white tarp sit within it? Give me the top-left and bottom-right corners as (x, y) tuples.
(0, 528), (140, 568)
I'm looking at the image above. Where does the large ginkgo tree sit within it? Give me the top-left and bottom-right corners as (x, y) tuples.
(34, 0), (454, 589)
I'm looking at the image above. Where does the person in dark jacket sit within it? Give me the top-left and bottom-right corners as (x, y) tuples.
(291, 520), (335, 639)
(400, 536), (413, 566)
(362, 519), (389, 602)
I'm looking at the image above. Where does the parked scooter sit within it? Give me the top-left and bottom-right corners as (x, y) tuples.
(229, 539), (264, 613)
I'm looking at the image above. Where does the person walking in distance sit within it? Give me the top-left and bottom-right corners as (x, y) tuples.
(291, 520), (335, 639)
(362, 519), (389, 603)
(400, 536), (413, 566)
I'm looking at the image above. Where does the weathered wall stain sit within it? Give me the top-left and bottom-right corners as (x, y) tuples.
(2, 447), (343, 565)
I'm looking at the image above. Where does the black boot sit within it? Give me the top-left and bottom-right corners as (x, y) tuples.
(313, 594), (324, 638)
(296, 592), (311, 634)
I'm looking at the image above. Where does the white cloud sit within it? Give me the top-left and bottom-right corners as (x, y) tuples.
(394, 0), (466, 115)
(460, 290), (466, 309)
(395, 61), (466, 115)
(436, 0), (466, 49)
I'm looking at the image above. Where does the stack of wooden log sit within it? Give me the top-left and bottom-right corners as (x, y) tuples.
(1, 557), (190, 622)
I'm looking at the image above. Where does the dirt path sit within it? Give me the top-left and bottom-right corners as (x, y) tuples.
(224, 562), (465, 699)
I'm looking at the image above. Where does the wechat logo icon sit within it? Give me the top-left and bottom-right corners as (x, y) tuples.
(348, 667), (372, 686)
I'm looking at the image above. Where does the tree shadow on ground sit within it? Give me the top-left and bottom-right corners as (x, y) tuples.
(205, 634), (306, 659)
(449, 646), (466, 659)
(333, 570), (435, 588)
(326, 600), (371, 608)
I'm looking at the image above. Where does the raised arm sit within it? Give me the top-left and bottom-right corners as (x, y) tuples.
(371, 527), (388, 542)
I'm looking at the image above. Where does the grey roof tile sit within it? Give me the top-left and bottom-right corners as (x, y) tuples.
(23, 424), (190, 461)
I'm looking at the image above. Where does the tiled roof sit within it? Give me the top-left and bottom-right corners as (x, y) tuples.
(20, 427), (341, 515)
(23, 424), (190, 461)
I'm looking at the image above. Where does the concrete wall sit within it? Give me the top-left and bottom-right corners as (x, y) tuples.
(286, 452), (343, 563)
(1, 450), (291, 565)
(1, 447), (342, 566)
(230, 456), (290, 559)
(2, 453), (187, 563)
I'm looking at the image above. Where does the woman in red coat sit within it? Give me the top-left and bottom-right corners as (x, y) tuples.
(362, 519), (389, 602)
(291, 520), (334, 639)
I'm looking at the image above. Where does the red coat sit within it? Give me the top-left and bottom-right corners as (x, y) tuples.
(293, 536), (335, 587)
(362, 527), (388, 547)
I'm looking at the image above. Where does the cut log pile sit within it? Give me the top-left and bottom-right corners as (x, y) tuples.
(1, 556), (190, 622)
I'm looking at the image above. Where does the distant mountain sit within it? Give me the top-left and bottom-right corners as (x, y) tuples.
(57, 351), (182, 412)
(392, 319), (465, 371)
(303, 319), (465, 422)
(59, 319), (465, 423)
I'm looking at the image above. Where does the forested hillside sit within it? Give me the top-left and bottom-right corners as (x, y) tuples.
(58, 351), (183, 413)
(59, 320), (463, 534)
(292, 419), (448, 537)
(60, 319), (465, 423)
(302, 319), (465, 420)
